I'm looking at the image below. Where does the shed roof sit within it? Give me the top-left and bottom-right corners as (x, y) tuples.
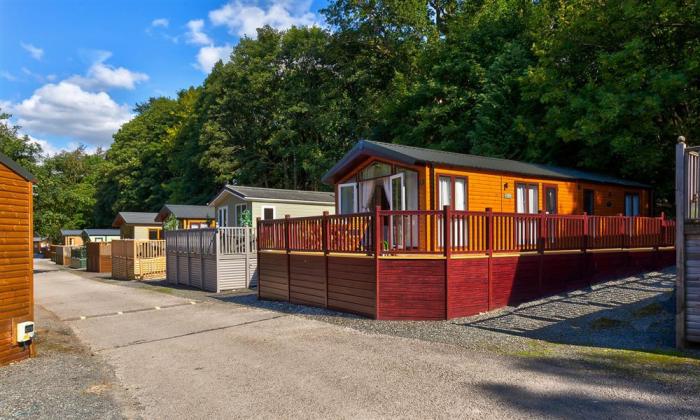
(111, 212), (160, 227)
(322, 140), (649, 188)
(60, 229), (83, 236)
(82, 229), (120, 237)
(209, 185), (334, 206)
(155, 204), (215, 222)
(0, 152), (37, 183)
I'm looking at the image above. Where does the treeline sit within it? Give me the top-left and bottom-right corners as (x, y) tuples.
(2, 0), (699, 240)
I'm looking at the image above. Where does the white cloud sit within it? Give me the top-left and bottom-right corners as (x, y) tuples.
(20, 42), (44, 60)
(27, 135), (61, 157)
(68, 51), (148, 90)
(1, 71), (17, 81)
(209, 0), (317, 38)
(195, 44), (232, 73)
(10, 81), (133, 146)
(185, 19), (213, 45)
(151, 18), (169, 27)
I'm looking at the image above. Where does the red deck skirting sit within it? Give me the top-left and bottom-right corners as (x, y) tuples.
(258, 249), (675, 321)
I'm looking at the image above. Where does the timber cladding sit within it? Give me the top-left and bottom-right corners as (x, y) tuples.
(257, 249), (674, 321)
(86, 242), (112, 273)
(0, 160), (34, 366)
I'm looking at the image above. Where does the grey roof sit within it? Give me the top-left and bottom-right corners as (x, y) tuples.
(60, 229), (83, 236)
(322, 140), (650, 188)
(33, 237), (47, 242)
(156, 204), (215, 222)
(112, 212), (159, 227)
(82, 229), (120, 237)
(222, 185), (334, 203)
(0, 152), (37, 183)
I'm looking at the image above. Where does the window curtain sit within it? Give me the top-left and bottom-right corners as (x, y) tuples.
(454, 179), (466, 211)
(527, 186), (538, 213)
(516, 185), (526, 213)
(360, 180), (374, 212)
(439, 177), (451, 208)
(382, 177), (391, 207)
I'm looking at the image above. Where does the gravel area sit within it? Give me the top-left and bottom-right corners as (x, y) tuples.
(0, 305), (141, 419)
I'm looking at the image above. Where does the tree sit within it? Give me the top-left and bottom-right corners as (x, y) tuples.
(0, 109), (43, 170)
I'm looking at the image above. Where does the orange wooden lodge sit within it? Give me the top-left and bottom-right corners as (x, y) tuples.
(257, 141), (675, 320)
(0, 153), (36, 365)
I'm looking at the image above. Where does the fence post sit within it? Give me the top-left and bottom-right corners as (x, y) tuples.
(443, 205), (451, 320)
(256, 217), (261, 299)
(486, 207), (493, 311)
(374, 206), (381, 319)
(582, 212), (588, 253)
(285, 215), (291, 302)
(322, 211), (329, 255)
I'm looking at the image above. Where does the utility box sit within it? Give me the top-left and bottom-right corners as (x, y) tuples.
(16, 321), (34, 343)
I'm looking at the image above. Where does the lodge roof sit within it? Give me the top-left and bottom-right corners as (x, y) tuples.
(210, 185), (334, 206)
(155, 204), (215, 222)
(60, 229), (83, 236)
(0, 152), (37, 183)
(111, 212), (160, 227)
(82, 229), (120, 237)
(322, 140), (650, 188)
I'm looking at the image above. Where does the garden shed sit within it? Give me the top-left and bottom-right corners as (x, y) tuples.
(0, 152), (36, 366)
(165, 227), (257, 292)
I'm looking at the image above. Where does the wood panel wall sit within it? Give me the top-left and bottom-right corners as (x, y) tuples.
(0, 161), (33, 366)
(376, 259), (445, 320)
(86, 242), (112, 273)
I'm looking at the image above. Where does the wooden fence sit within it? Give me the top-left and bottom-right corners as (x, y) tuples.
(111, 240), (166, 280)
(165, 227), (257, 292)
(259, 208), (675, 256)
(53, 245), (78, 266)
(87, 242), (112, 273)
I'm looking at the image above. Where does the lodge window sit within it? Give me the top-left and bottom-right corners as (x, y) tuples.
(583, 189), (595, 215)
(438, 175), (468, 210)
(234, 203), (248, 226)
(359, 162), (391, 180)
(625, 193), (640, 216)
(217, 206), (228, 227)
(544, 185), (558, 214)
(148, 229), (161, 240)
(262, 206), (276, 220)
(338, 182), (358, 214)
(516, 183), (539, 214)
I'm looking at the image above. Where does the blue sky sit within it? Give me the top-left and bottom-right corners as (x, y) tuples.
(0, 0), (328, 154)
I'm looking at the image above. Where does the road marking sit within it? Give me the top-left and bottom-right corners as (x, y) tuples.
(155, 306), (161, 310)
(80, 316), (86, 320)
(117, 312), (123, 315)
(62, 301), (206, 322)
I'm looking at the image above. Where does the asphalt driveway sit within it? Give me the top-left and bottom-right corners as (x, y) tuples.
(19, 259), (700, 419)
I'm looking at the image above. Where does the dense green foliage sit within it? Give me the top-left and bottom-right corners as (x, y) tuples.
(3, 0), (698, 239)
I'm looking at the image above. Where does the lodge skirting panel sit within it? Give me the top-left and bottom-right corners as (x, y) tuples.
(257, 249), (675, 321)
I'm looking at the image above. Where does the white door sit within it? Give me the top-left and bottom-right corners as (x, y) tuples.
(516, 183), (538, 246)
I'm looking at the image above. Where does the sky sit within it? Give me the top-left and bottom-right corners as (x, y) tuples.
(0, 0), (328, 155)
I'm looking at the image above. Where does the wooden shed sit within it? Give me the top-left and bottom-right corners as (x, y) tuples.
(86, 242), (112, 273)
(0, 152), (36, 366)
(165, 227), (257, 292)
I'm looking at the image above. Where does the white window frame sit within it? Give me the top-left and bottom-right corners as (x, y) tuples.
(217, 206), (229, 227)
(338, 182), (358, 214)
(234, 203), (248, 226)
(261, 205), (276, 220)
(389, 173), (405, 211)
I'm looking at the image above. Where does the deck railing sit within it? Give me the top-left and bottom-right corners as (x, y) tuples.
(257, 207), (675, 256)
(165, 227), (256, 256)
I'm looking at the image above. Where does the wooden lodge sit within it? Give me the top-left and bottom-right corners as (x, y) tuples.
(155, 204), (216, 229)
(0, 152), (36, 366)
(112, 212), (162, 240)
(256, 141), (674, 320)
(60, 229), (83, 246)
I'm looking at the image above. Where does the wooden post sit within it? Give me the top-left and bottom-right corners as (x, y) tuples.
(256, 217), (261, 299)
(486, 208), (494, 311)
(538, 211), (545, 295)
(443, 205), (451, 320)
(676, 136), (686, 348)
(285, 215), (291, 302)
(322, 211), (329, 308)
(582, 212), (588, 253)
(374, 206), (381, 319)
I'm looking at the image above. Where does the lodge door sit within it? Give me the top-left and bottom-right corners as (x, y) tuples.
(516, 183), (538, 246)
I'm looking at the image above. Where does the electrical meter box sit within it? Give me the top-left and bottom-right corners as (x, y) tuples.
(16, 321), (34, 343)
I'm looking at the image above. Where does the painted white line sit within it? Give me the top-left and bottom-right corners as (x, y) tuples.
(190, 301), (196, 305)
(117, 311), (123, 315)
(155, 306), (161, 310)
(80, 316), (86, 320)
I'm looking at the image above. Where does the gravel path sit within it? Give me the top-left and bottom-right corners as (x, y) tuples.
(0, 305), (140, 419)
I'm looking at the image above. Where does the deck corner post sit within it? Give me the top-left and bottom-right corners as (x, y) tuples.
(443, 205), (451, 320)
(255, 217), (261, 300)
(676, 136), (687, 348)
(374, 205), (381, 320)
(285, 215), (291, 302)
(486, 207), (494, 311)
